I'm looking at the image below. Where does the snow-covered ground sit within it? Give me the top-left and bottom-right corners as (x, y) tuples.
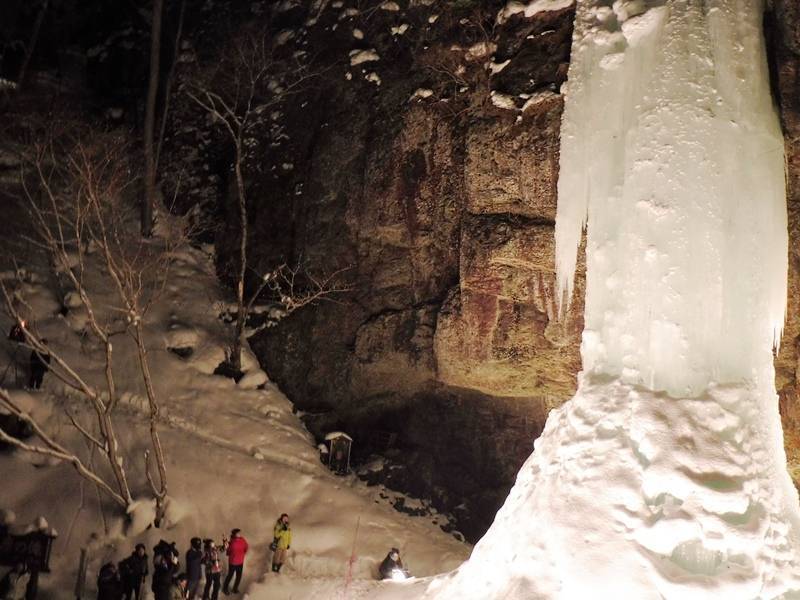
(0, 234), (469, 599)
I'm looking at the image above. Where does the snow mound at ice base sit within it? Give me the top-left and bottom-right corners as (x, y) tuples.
(409, 375), (800, 600)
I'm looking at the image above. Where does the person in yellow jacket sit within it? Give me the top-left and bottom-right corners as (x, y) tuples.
(271, 514), (291, 573)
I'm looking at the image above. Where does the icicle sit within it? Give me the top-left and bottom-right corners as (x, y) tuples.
(556, 0), (787, 397)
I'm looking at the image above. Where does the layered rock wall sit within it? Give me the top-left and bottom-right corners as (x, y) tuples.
(772, 0), (800, 483)
(241, 1), (581, 540)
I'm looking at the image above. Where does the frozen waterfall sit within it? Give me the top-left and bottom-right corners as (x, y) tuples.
(385, 1), (800, 599)
(555, 0), (788, 398)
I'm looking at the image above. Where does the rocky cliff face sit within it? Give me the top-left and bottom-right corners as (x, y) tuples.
(168, 0), (800, 541)
(772, 0), (800, 485)
(238, 1), (582, 542)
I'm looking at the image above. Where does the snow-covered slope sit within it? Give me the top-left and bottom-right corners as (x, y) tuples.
(0, 237), (469, 599)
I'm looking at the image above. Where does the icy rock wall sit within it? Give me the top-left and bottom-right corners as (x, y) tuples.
(555, 0), (788, 397)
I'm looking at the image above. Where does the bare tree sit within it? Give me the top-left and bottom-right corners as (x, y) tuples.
(1, 126), (188, 523)
(185, 31), (347, 373)
(0, 387), (129, 508)
(241, 261), (352, 338)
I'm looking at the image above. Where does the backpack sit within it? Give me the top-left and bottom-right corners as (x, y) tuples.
(153, 540), (177, 566)
(118, 557), (133, 580)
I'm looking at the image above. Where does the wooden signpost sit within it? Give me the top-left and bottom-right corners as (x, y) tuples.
(0, 524), (57, 599)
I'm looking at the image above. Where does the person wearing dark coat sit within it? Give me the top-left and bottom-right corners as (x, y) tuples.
(97, 562), (124, 600)
(185, 538), (203, 600)
(28, 339), (50, 390)
(8, 321), (25, 343)
(151, 549), (179, 600)
(119, 544), (148, 600)
(153, 541), (179, 567)
(378, 548), (408, 580)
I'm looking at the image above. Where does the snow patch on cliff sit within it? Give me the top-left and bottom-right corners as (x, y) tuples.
(350, 49), (381, 66)
(497, 0), (575, 25)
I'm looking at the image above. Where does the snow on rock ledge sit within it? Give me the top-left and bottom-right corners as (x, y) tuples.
(237, 368), (268, 389)
(497, 0), (575, 25)
(350, 49), (380, 66)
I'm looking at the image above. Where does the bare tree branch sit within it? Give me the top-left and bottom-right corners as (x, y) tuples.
(0, 388), (127, 508)
(65, 408), (105, 451)
(186, 29), (344, 371)
(7, 122), (192, 523)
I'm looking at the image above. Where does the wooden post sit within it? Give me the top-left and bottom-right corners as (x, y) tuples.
(343, 515), (360, 596)
(74, 548), (87, 600)
(25, 568), (38, 600)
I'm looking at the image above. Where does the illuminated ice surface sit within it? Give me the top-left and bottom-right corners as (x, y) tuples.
(371, 1), (800, 598)
(555, 0), (788, 397)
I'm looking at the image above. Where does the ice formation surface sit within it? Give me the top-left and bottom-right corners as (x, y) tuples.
(555, 0), (788, 397)
(379, 1), (800, 598)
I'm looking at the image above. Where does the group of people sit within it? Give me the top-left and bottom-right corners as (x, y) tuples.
(2, 522), (406, 600)
(96, 515), (292, 600)
(97, 530), (246, 600)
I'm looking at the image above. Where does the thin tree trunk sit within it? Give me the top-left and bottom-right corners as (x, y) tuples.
(134, 322), (168, 523)
(231, 142), (248, 372)
(103, 338), (118, 412)
(97, 409), (133, 504)
(143, 0), (164, 237)
(87, 445), (110, 536)
(16, 0), (49, 90)
(154, 0), (186, 175)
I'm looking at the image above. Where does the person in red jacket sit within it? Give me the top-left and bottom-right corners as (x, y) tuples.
(222, 529), (248, 595)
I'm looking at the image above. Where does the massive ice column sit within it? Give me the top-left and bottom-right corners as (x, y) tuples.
(389, 1), (800, 598)
(555, 0), (788, 399)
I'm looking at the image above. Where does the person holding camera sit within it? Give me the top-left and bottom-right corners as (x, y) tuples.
(201, 539), (222, 600)
(151, 542), (179, 600)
